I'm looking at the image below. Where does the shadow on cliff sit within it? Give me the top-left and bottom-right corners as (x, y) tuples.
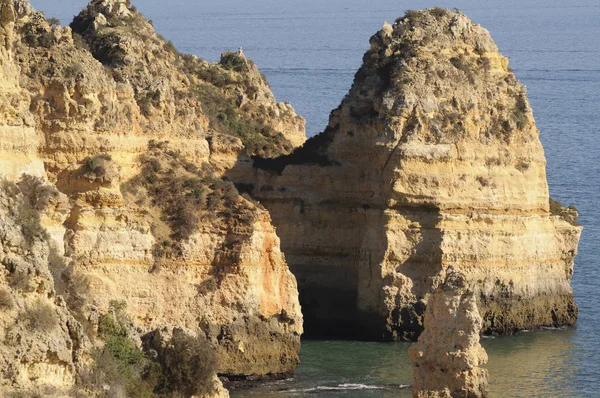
(225, 138), (446, 341)
(383, 206), (445, 341)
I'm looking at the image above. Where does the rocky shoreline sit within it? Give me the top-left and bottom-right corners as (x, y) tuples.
(0, 1), (581, 397)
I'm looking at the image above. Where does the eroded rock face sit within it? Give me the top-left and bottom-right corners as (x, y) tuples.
(0, 179), (89, 396)
(0, 0), (305, 391)
(236, 8), (582, 340)
(409, 272), (488, 398)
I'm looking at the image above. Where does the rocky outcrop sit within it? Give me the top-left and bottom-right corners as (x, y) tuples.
(409, 271), (488, 398)
(234, 8), (582, 340)
(0, 178), (89, 397)
(0, 0), (305, 394)
(0, 0), (42, 180)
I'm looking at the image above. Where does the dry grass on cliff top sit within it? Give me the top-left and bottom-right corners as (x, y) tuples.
(69, 1), (294, 158)
(122, 141), (260, 262)
(184, 52), (295, 158)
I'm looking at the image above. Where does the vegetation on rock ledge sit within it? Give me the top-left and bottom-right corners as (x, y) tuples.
(83, 300), (218, 397)
(122, 141), (259, 262)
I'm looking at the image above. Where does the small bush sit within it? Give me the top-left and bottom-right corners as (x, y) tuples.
(164, 40), (178, 55)
(79, 154), (120, 184)
(72, 32), (90, 51)
(20, 301), (57, 332)
(549, 198), (580, 226)
(158, 333), (218, 396)
(86, 301), (159, 398)
(20, 22), (56, 48)
(105, 335), (146, 367)
(0, 289), (14, 310)
(450, 56), (470, 73)
(430, 7), (449, 19)
(17, 205), (46, 241)
(403, 9), (420, 22)
(513, 94), (529, 130)
(82, 347), (158, 398)
(476, 176), (490, 187)
(98, 300), (129, 339)
(47, 17), (61, 27)
(220, 52), (249, 73)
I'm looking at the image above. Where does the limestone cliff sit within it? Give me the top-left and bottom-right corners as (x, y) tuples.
(0, 178), (88, 397)
(0, 0), (305, 394)
(236, 8), (582, 340)
(409, 271), (488, 398)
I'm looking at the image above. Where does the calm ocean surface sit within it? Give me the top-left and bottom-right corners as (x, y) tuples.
(33, 1), (600, 396)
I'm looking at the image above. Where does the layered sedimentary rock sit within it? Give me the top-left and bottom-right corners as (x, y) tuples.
(1, 0), (305, 393)
(409, 271), (488, 398)
(234, 8), (582, 340)
(0, 178), (89, 397)
(0, 0), (42, 180)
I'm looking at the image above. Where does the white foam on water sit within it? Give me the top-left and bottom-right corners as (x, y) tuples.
(285, 383), (410, 393)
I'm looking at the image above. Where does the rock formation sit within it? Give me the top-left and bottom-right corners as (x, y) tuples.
(0, 1), (584, 395)
(0, 178), (89, 396)
(1, 0), (305, 395)
(409, 271), (488, 398)
(234, 8), (583, 340)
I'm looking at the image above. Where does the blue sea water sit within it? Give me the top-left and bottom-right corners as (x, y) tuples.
(33, 0), (600, 396)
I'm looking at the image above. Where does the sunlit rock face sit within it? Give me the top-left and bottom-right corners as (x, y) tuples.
(234, 8), (582, 341)
(1, 0), (306, 390)
(409, 272), (488, 398)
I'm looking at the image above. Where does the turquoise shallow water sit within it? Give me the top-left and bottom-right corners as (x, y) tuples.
(231, 331), (582, 398)
(33, 0), (600, 396)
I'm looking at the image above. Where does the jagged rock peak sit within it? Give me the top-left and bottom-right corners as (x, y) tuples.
(327, 7), (531, 151)
(69, 0), (305, 157)
(91, 0), (134, 18)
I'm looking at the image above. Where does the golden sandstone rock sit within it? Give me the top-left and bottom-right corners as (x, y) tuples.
(0, 2), (583, 397)
(1, 0), (304, 395)
(409, 271), (488, 398)
(240, 8), (582, 341)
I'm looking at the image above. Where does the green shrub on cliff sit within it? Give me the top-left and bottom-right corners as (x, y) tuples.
(84, 301), (158, 398)
(220, 51), (250, 73)
(83, 301), (218, 397)
(19, 22), (56, 48)
(156, 333), (218, 397)
(191, 80), (293, 158)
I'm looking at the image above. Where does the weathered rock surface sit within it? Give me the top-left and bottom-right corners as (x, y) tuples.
(0, 178), (89, 397)
(409, 271), (488, 398)
(234, 8), (582, 340)
(0, 0), (305, 394)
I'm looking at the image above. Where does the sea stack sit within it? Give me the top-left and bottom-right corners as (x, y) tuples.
(239, 8), (583, 341)
(409, 271), (488, 398)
